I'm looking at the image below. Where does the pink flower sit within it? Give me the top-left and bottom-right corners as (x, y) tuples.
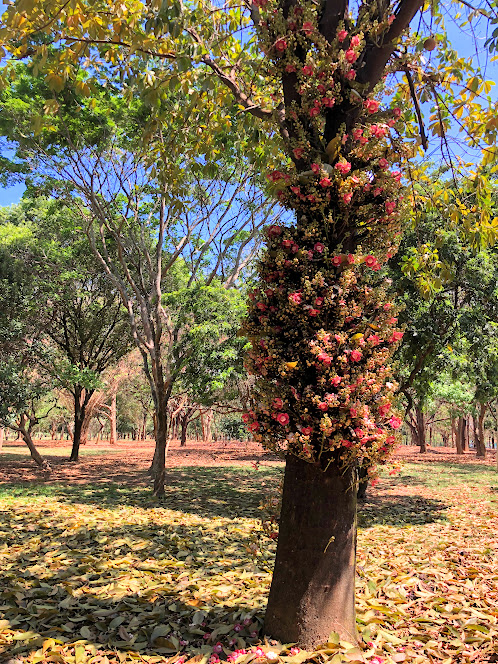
(374, 187), (383, 196)
(364, 255), (377, 267)
(350, 349), (362, 362)
(273, 397), (284, 409)
(288, 291), (302, 305)
(290, 185), (300, 195)
(291, 243), (299, 253)
(311, 163), (321, 174)
(248, 422), (260, 432)
(289, 648), (300, 656)
(378, 403), (391, 416)
(322, 96), (335, 108)
(343, 192), (353, 204)
(302, 21), (314, 35)
(389, 331), (404, 343)
(309, 308), (319, 317)
(282, 239), (292, 249)
(276, 412), (290, 426)
(388, 13), (396, 24)
(317, 352), (331, 365)
(255, 649), (265, 659)
(378, 158), (389, 169)
(342, 440), (353, 448)
(319, 177), (332, 187)
(347, 253), (355, 263)
(293, 147), (304, 159)
(391, 170), (402, 181)
(345, 49), (357, 63)
(213, 643), (223, 654)
(389, 415), (402, 429)
(275, 38), (287, 52)
(346, 70), (356, 80)
(337, 29), (348, 42)
(314, 242), (325, 253)
(285, 64), (297, 73)
(318, 402), (328, 411)
(369, 334), (380, 346)
(350, 407), (357, 417)
(204, 633), (212, 640)
(301, 426), (313, 436)
(350, 35), (360, 47)
(352, 128), (363, 140)
(301, 65), (313, 76)
(364, 99), (380, 114)
(309, 107), (320, 117)
(385, 200), (397, 214)
(330, 376), (342, 386)
(335, 160), (351, 174)
(393, 106), (401, 118)
(354, 428), (364, 438)
(332, 255), (342, 266)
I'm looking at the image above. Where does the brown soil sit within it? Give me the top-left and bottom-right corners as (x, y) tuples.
(0, 439), (495, 487)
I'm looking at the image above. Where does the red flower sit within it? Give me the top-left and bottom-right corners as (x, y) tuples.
(347, 253), (355, 263)
(364, 255), (377, 267)
(293, 147), (304, 159)
(302, 21), (314, 35)
(335, 160), (351, 174)
(315, 296), (324, 306)
(314, 242), (325, 253)
(275, 38), (287, 52)
(309, 107), (320, 117)
(332, 255), (342, 266)
(343, 192), (353, 204)
(309, 308), (319, 316)
(337, 29), (348, 41)
(311, 163), (321, 174)
(301, 426), (313, 435)
(248, 421), (260, 432)
(350, 35), (360, 47)
(330, 376), (342, 386)
(288, 291), (302, 305)
(273, 397), (284, 409)
(389, 415), (402, 429)
(276, 412), (290, 426)
(319, 177), (332, 187)
(364, 99), (380, 114)
(318, 402), (328, 411)
(301, 65), (313, 76)
(322, 97), (335, 108)
(345, 49), (357, 63)
(350, 349), (362, 362)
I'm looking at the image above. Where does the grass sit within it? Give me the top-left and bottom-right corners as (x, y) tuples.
(0, 461), (497, 664)
(0, 445), (121, 459)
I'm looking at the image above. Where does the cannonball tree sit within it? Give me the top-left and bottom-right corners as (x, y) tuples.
(1, 0), (498, 650)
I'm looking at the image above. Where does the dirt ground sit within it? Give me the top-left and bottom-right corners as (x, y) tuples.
(0, 438), (496, 487)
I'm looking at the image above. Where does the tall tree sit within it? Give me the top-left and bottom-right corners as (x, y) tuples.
(0, 198), (133, 461)
(1, 0), (498, 647)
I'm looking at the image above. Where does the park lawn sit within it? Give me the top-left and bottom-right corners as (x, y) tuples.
(0, 462), (497, 664)
(0, 446), (122, 460)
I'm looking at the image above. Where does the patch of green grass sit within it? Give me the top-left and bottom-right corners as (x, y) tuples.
(385, 460), (498, 491)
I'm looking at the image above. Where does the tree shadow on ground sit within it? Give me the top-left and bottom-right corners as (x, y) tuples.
(0, 466), (284, 519)
(0, 510), (268, 663)
(358, 494), (448, 528)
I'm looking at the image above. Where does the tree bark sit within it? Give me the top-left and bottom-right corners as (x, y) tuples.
(18, 416), (51, 472)
(151, 399), (168, 497)
(415, 407), (426, 453)
(456, 416), (465, 455)
(357, 463), (369, 502)
(475, 404), (487, 458)
(0, 427), (3, 452)
(109, 392), (117, 445)
(264, 455), (357, 648)
(200, 409), (214, 443)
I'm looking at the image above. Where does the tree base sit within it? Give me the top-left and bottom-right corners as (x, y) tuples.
(264, 455), (358, 649)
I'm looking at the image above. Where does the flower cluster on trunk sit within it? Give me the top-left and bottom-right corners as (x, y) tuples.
(243, 0), (408, 470)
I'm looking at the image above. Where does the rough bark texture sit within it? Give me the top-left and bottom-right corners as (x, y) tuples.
(19, 416), (51, 472)
(109, 392), (117, 445)
(416, 407), (427, 453)
(264, 455), (357, 649)
(357, 463), (369, 502)
(456, 417), (465, 455)
(152, 400), (168, 497)
(475, 404), (487, 458)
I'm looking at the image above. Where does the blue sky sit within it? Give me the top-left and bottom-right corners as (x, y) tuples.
(0, 3), (497, 207)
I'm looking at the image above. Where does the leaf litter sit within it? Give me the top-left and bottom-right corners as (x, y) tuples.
(0, 458), (496, 664)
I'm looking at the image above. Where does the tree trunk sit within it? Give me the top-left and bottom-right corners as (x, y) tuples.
(357, 463), (369, 502)
(19, 416), (51, 472)
(456, 416), (465, 455)
(200, 409), (214, 443)
(109, 392), (117, 445)
(0, 427), (3, 452)
(415, 407), (426, 453)
(264, 455), (357, 648)
(150, 398), (168, 497)
(180, 412), (189, 447)
(475, 404), (487, 458)
(463, 417), (469, 452)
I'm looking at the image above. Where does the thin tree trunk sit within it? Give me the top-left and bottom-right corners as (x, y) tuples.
(475, 404), (487, 458)
(416, 407), (426, 453)
(152, 399), (168, 497)
(19, 416), (51, 472)
(264, 455), (357, 648)
(463, 417), (469, 452)
(0, 427), (3, 452)
(456, 416), (465, 455)
(109, 392), (117, 445)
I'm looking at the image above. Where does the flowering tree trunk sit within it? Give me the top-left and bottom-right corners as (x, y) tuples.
(265, 456), (357, 646)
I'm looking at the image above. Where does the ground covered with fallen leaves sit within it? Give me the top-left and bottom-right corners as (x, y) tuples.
(0, 441), (497, 664)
